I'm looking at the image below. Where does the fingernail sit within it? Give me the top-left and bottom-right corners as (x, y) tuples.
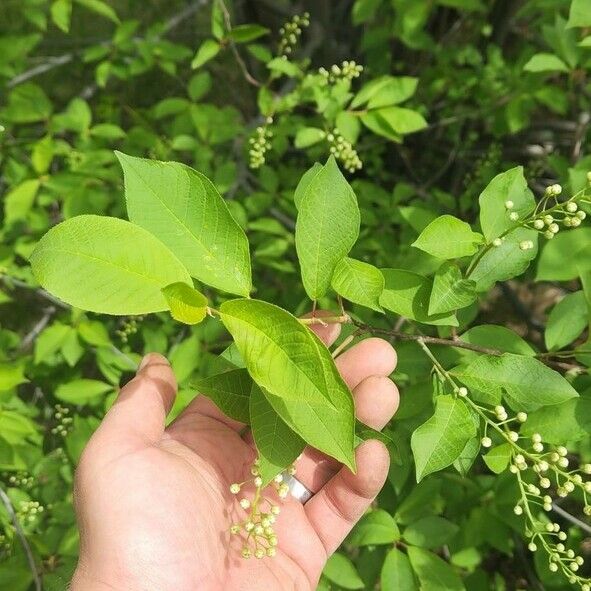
(138, 354), (152, 372)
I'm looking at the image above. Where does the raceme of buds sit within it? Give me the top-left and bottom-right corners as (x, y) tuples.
(319, 60), (363, 84)
(278, 13), (310, 56)
(249, 121), (273, 169)
(326, 128), (362, 173)
(229, 459), (296, 559)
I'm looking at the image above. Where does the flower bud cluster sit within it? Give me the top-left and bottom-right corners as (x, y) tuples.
(17, 500), (44, 524)
(278, 13), (310, 56)
(318, 60), (363, 84)
(229, 459), (295, 559)
(51, 403), (73, 436)
(325, 128), (362, 173)
(248, 119), (273, 169)
(116, 315), (143, 343)
(5, 471), (34, 489)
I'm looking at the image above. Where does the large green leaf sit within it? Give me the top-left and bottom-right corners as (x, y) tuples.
(219, 299), (356, 468)
(483, 442), (512, 474)
(351, 75), (418, 109)
(524, 53), (569, 73)
(116, 152), (251, 296)
(323, 553), (365, 590)
(412, 215), (482, 259)
(545, 290), (588, 351)
(293, 162), (323, 209)
(411, 395), (476, 481)
(331, 257), (384, 312)
(193, 368), (252, 423)
(408, 547), (465, 591)
(403, 516), (459, 548)
(536, 228), (591, 281)
(429, 262), (476, 315)
(380, 269), (458, 326)
(30, 215), (192, 314)
(361, 106), (426, 139)
(451, 353), (579, 411)
(381, 548), (417, 591)
(468, 227), (538, 291)
(478, 167), (535, 242)
(250, 384), (305, 485)
(295, 156), (360, 300)
(55, 379), (113, 405)
(348, 509), (400, 546)
(522, 398), (591, 444)
(568, 0), (591, 27)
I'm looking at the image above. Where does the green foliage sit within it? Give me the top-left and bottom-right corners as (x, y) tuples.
(4, 0), (591, 588)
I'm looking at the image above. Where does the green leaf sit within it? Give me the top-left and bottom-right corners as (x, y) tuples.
(34, 323), (71, 363)
(0, 363), (28, 391)
(408, 547), (465, 591)
(380, 269), (458, 326)
(351, 76), (418, 109)
(459, 325), (535, 356)
(51, 0), (72, 32)
(228, 24), (269, 43)
(536, 228), (591, 281)
(411, 395), (476, 481)
(381, 548), (418, 591)
(403, 516), (459, 548)
(162, 282), (208, 325)
(250, 384), (305, 485)
(116, 152), (251, 296)
(74, 0), (119, 23)
(90, 123), (125, 139)
(478, 167), (535, 242)
(429, 263), (476, 315)
(483, 442), (513, 474)
(2, 83), (53, 123)
(361, 106), (427, 139)
(30, 215), (192, 315)
(331, 257), (384, 312)
(412, 215), (483, 259)
(469, 227), (538, 292)
(453, 436), (480, 476)
(323, 553), (365, 590)
(545, 291), (588, 351)
(522, 398), (591, 444)
(293, 162), (322, 209)
(55, 379), (113, 404)
(568, 0), (591, 27)
(4, 179), (40, 225)
(524, 53), (569, 73)
(194, 368), (252, 423)
(451, 353), (579, 411)
(219, 299), (356, 469)
(191, 39), (221, 69)
(295, 156), (360, 300)
(348, 509), (401, 546)
(294, 127), (325, 148)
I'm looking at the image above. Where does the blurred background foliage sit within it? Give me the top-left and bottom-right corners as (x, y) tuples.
(1, 0), (591, 589)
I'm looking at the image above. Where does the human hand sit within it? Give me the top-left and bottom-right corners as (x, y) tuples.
(71, 319), (399, 591)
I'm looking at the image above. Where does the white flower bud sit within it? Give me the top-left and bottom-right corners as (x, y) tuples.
(544, 214), (554, 225)
(230, 483), (241, 494)
(572, 217), (582, 227)
(505, 200), (514, 209)
(549, 223), (559, 234)
(528, 542), (537, 551)
(540, 477), (551, 489)
(533, 219), (545, 230)
(517, 412), (528, 423)
(576, 210), (586, 220)
(514, 505), (523, 515)
(533, 442), (544, 453)
(492, 238), (502, 247)
(544, 230), (555, 239)
(566, 202), (578, 213)
(255, 548), (265, 559)
(549, 562), (558, 572)
(557, 445), (568, 456)
(558, 531), (567, 540)
(509, 431), (519, 442)
(254, 477), (262, 487)
(240, 498), (251, 510)
(532, 433), (542, 443)
(457, 386), (468, 397)
(481, 436), (492, 448)
(558, 457), (569, 468)
(509, 211), (519, 221)
(242, 547), (252, 559)
(583, 464), (591, 474)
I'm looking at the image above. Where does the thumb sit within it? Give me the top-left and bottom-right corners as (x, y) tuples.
(301, 309), (342, 347)
(94, 353), (177, 448)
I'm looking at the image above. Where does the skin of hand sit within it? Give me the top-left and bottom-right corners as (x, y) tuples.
(71, 316), (400, 591)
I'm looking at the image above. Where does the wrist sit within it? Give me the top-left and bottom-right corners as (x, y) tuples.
(71, 566), (137, 591)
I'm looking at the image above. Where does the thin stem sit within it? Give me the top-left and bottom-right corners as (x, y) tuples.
(0, 487), (41, 591)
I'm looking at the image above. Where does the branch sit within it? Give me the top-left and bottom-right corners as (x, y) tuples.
(1, 277), (69, 310)
(18, 306), (56, 353)
(551, 503), (591, 536)
(0, 486), (42, 591)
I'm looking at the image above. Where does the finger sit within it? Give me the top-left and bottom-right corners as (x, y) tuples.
(295, 375), (398, 491)
(93, 353), (177, 447)
(303, 309), (342, 347)
(171, 394), (246, 433)
(305, 439), (390, 555)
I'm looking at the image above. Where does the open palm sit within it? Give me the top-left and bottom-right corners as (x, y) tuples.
(71, 320), (399, 591)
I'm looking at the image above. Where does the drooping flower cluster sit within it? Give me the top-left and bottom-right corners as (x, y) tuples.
(325, 128), (362, 173)
(5, 471), (34, 489)
(318, 60), (364, 84)
(17, 499), (44, 525)
(278, 13), (310, 56)
(248, 118), (273, 169)
(228, 458), (295, 559)
(51, 403), (73, 437)
(115, 315), (143, 343)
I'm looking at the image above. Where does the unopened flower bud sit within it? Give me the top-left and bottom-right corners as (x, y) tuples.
(566, 202), (578, 213)
(481, 436), (492, 448)
(505, 200), (514, 209)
